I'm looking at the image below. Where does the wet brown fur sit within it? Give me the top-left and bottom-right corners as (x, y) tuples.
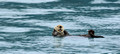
(52, 25), (69, 37)
(79, 30), (104, 38)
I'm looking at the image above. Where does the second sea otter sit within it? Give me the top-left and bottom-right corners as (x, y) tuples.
(79, 30), (104, 38)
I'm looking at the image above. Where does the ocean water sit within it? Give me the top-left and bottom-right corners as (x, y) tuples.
(0, 0), (120, 54)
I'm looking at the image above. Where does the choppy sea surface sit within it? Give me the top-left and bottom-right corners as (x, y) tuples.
(0, 0), (120, 54)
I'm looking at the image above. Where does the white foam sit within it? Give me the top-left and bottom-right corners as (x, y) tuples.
(37, 36), (90, 46)
(0, 50), (47, 54)
(0, 36), (120, 53)
(90, 7), (120, 10)
(13, 19), (85, 29)
(0, 26), (43, 32)
(0, 15), (28, 18)
(21, 8), (75, 14)
(0, 9), (50, 18)
(114, 0), (120, 3)
(0, 0), (58, 3)
(35, 21), (83, 29)
(0, 8), (75, 18)
(65, 15), (120, 29)
(91, 0), (107, 4)
(91, 0), (120, 4)
(63, 36), (89, 45)
(0, 41), (14, 47)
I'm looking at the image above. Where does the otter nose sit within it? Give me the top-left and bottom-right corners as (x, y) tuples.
(59, 26), (62, 28)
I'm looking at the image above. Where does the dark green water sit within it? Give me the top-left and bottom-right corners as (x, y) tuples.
(0, 0), (120, 54)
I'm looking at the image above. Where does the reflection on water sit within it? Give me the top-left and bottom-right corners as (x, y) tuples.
(53, 37), (63, 48)
(53, 37), (95, 48)
(88, 38), (94, 41)
(0, 0), (120, 53)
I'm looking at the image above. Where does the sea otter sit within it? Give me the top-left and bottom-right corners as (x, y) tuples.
(79, 30), (104, 38)
(52, 25), (70, 37)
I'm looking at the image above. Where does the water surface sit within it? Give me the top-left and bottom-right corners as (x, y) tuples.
(0, 0), (120, 54)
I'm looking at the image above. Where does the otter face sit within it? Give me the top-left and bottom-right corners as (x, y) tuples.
(88, 30), (94, 35)
(54, 25), (64, 33)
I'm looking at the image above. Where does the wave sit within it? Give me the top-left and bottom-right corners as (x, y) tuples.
(12, 19), (85, 30)
(0, 0), (58, 3)
(0, 8), (75, 18)
(0, 26), (43, 32)
(91, 0), (120, 4)
(90, 7), (120, 10)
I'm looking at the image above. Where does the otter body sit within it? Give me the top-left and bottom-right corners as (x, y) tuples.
(52, 29), (69, 37)
(79, 30), (104, 38)
(52, 25), (69, 37)
(79, 34), (104, 38)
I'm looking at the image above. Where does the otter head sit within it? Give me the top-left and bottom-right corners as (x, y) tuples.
(88, 30), (94, 36)
(54, 25), (64, 33)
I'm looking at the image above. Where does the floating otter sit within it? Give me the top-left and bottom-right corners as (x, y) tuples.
(79, 30), (104, 38)
(52, 25), (69, 37)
